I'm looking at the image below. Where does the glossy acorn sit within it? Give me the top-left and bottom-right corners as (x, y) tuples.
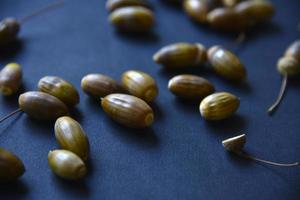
(0, 18), (20, 47)
(109, 6), (154, 32)
(48, 150), (87, 180)
(235, 0), (275, 24)
(207, 7), (249, 32)
(55, 116), (90, 161)
(19, 91), (69, 120)
(122, 70), (158, 102)
(38, 76), (79, 107)
(101, 93), (154, 128)
(208, 46), (247, 81)
(0, 63), (22, 96)
(168, 74), (215, 100)
(184, 0), (211, 24)
(0, 148), (25, 181)
(277, 56), (300, 76)
(106, 0), (150, 12)
(153, 43), (207, 68)
(81, 74), (124, 99)
(199, 92), (240, 120)
(284, 40), (300, 61)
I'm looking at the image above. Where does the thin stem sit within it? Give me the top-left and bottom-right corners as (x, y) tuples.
(0, 108), (22, 123)
(239, 152), (299, 167)
(19, 0), (65, 24)
(226, 32), (246, 54)
(267, 74), (288, 115)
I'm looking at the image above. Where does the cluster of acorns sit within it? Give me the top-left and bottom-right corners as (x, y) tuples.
(184, 0), (275, 32)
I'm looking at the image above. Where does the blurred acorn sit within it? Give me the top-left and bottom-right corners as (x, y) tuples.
(106, 0), (151, 12)
(0, 63), (22, 96)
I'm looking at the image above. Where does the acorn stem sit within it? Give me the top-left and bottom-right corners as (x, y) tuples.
(19, 0), (64, 24)
(227, 32), (246, 53)
(239, 152), (299, 167)
(267, 74), (288, 115)
(0, 108), (22, 123)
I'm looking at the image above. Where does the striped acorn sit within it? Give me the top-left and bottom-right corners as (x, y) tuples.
(0, 63), (22, 96)
(19, 91), (69, 120)
(0, 18), (20, 47)
(208, 46), (247, 81)
(109, 6), (154, 32)
(199, 92), (240, 120)
(235, 0), (275, 24)
(38, 76), (80, 107)
(55, 116), (90, 161)
(101, 93), (154, 128)
(207, 7), (249, 32)
(122, 70), (158, 102)
(284, 40), (300, 61)
(0, 148), (25, 181)
(168, 74), (215, 100)
(81, 74), (124, 99)
(48, 150), (87, 180)
(106, 0), (150, 12)
(153, 43), (207, 68)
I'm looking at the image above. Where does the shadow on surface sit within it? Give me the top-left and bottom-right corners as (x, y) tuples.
(107, 120), (160, 149)
(52, 175), (90, 198)
(114, 30), (159, 44)
(0, 180), (29, 199)
(0, 39), (24, 61)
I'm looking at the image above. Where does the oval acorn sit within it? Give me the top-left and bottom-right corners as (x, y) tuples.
(122, 70), (158, 102)
(208, 46), (247, 81)
(207, 7), (249, 32)
(55, 116), (90, 161)
(106, 0), (150, 12)
(153, 43), (207, 68)
(38, 76), (79, 107)
(109, 6), (154, 32)
(0, 18), (20, 47)
(199, 92), (240, 120)
(81, 74), (124, 99)
(19, 91), (69, 120)
(0, 63), (22, 96)
(101, 93), (154, 128)
(0, 148), (25, 181)
(48, 149), (87, 180)
(277, 56), (300, 76)
(168, 74), (215, 100)
(235, 0), (275, 24)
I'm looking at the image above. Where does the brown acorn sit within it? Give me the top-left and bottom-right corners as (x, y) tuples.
(0, 63), (22, 96)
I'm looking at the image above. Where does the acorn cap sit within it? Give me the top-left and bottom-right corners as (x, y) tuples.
(222, 134), (246, 152)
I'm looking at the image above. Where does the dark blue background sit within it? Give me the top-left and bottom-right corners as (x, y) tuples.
(0, 0), (300, 199)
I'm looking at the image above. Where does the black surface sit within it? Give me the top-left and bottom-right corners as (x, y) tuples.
(0, 0), (300, 200)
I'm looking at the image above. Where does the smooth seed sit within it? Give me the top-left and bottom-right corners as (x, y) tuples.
(0, 63), (22, 96)
(168, 74), (215, 100)
(48, 150), (87, 180)
(101, 93), (154, 128)
(55, 116), (90, 161)
(277, 56), (300, 76)
(0, 18), (20, 47)
(122, 70), (158, 102)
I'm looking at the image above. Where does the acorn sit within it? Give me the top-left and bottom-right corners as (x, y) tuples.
(0, 63), (22, 96)
(0, 18), (20, 47)
(106, 0), (151, 12)
(0, 148), (25, 181)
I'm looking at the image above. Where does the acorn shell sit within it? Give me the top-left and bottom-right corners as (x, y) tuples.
(81, 73), (124, 99)
(168, 74), (215, 100)
(101, 93), (154, 128)
(38, 76), (79, 107)
(109, 6), (154, 32)
(153, 42), (207, 68)
(0, 18), (20, 47)
(199, 92), (240, 120)
(0, 63), (22, 96)
(18, 91), (69, 120)
(184, 0), (211, 24)
(277, 56), (300, 76)
(208, 46), (247, 81)
(122, 70), (158, 102)
(55, 116), (90, 161)
(48, 150), (87, 180)
(0, 148), (25, 182)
